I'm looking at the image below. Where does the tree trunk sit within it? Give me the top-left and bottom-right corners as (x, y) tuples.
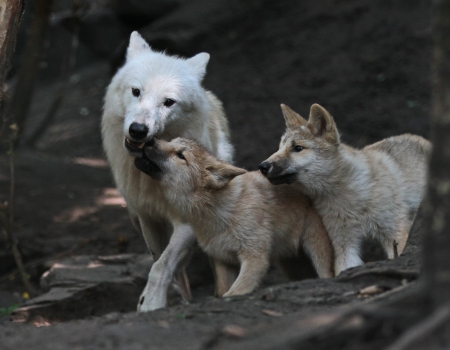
(421, 0), (450, 309)
(4, 0), (52, 136)
(0, 0), (24, 103)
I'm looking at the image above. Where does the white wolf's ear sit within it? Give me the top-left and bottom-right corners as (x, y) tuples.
(126, 31), (151, 61)
(307, 104), (340, 144)
(281, 104), (307, 129)
(204, 159), (246, 189)
(186, 53), (210, 80)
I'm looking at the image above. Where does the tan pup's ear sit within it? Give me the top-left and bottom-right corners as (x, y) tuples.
(281, 104), (308, 129)
(204, 159), (247, 189)
(307, 104), (340, 144)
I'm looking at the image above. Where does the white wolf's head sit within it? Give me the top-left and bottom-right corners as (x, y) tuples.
(112, 32), (210, 156)
(259, 104), (340, 195)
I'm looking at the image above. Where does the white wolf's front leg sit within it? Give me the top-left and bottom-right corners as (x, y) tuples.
(333, 235), (363, 276)
(138, 222), (196, 312)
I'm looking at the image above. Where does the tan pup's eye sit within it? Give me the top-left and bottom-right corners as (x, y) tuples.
(177, 152), (186, 160)
(294, 145), (303, 152)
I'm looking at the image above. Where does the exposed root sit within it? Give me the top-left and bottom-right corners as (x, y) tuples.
(385, 304), (450, 350)
(337, 268), (419, 282)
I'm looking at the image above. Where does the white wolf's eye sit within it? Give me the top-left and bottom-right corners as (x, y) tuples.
(132, 88), (140, 97)
(177, 152), (186, 160)
(164, 98), (176, 107)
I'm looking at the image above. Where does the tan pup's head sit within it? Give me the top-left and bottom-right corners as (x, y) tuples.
(259, 104), (340, 192)
(135, 137), (246, 200)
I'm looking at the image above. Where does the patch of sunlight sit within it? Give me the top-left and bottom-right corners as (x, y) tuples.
(42, 264), (87, 272)
(54, 206), (98, 223)
(72, 157), (108, 168)
(297, 313), (340, 328)
(53, 188), (126, 224)
(86, 262), (103, 268)
(33, 318), (52, 327)
(95, 188), (126, 207)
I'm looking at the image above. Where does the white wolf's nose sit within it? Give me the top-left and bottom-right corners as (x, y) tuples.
(129, 123), (148, 141)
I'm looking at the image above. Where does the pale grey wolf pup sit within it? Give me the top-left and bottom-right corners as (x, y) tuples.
(135, 137), (334, 297)
(101, 31), (233, 311)
(260, 104), (430, 275)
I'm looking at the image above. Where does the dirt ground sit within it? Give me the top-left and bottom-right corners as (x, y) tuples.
(0, 0), (435, 348)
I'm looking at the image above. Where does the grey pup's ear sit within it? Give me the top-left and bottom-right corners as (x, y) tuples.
(281, 104), (308, 129)
(307, 104), (340, 144)
(204, 158), (246, 189)
(126, 31), (151, 61)
(186, 53), (210, 81)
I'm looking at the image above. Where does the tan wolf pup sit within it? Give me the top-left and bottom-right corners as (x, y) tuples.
(260, 104), (431, 275)
(136, 137), (334, 297)
(102, 32), (233, 311)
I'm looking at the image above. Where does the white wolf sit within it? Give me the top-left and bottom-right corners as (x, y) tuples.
(101, 31), (233, 311)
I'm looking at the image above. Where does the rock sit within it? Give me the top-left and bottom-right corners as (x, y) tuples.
(39, 254), (152, 290)
(11, 254), (152, 323)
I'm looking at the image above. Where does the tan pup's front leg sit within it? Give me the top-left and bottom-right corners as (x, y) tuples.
(223, 253), (270, 297)
(302, 210), (335, 278)
(212, 259), (239, 297)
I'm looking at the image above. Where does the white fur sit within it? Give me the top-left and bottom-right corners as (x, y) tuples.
(101, 32), (233, 311)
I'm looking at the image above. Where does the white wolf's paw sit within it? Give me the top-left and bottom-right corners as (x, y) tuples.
(137, 290), (166, 312)
(137, 279), (167, 312)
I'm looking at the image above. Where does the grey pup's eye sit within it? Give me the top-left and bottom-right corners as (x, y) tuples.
(294, 145), (303, 152)
(164, 98), (176, 107)
(132, 88), (140, 97)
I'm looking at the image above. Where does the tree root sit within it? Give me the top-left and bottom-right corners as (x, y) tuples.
(337, 268), (420, 282)
(385, 304), (450, 350)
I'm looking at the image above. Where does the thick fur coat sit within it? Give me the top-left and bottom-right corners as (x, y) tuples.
(101, 32), (233, 311)
(261, 104), (430, 275)
(136, 137), (335, 297)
